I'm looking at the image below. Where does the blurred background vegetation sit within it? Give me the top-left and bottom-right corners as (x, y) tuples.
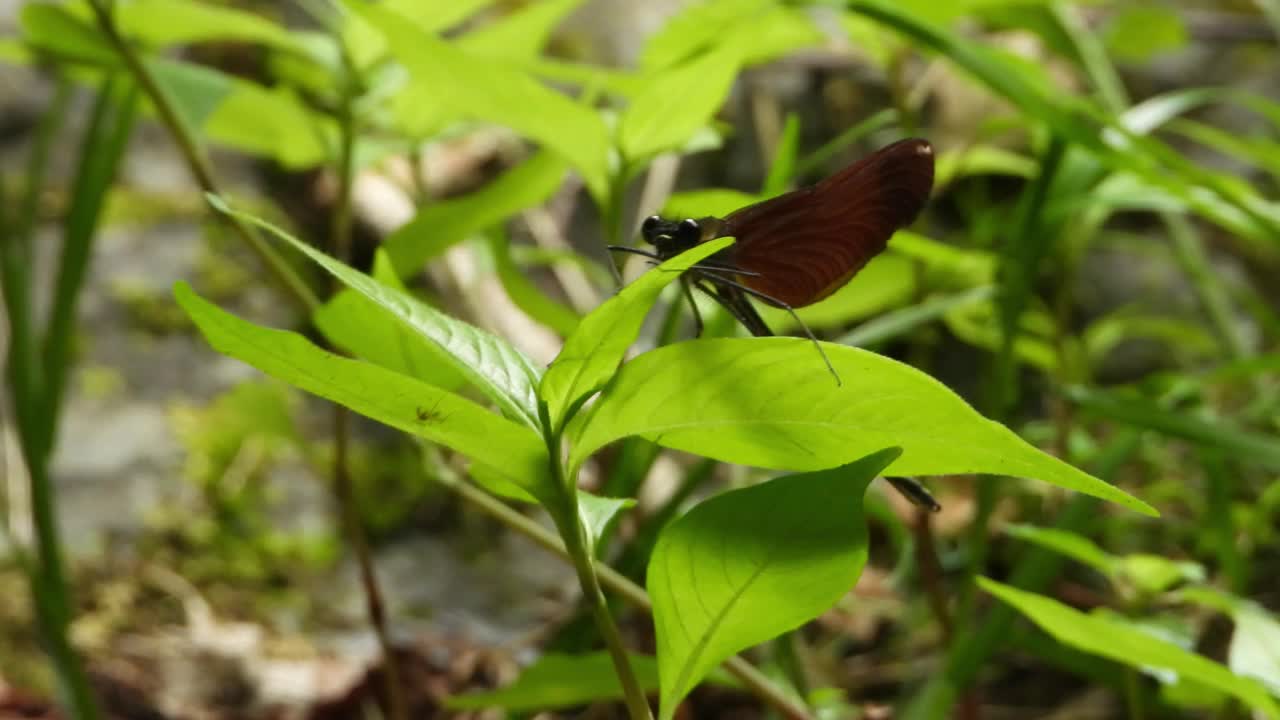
(1, 0), (1278, 718)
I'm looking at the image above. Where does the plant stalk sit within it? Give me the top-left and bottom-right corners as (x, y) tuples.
(84, 0), (320, 313)
(444, 477), (813, 720)
(541, 414), (653, 720)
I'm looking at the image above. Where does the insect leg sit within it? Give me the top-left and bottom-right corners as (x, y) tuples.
(693, 270), (842, 386)
(681, 276), (704, 338)
(884, 476), (942, 512)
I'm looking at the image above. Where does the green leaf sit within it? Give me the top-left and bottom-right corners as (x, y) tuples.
(663, 189), (759, 220)
(1115, 554), (1205, 596)
(150, 60), (330, 168)
(313, 252), (467, 392)
(980, 578), (1280, 717)
(758, 254), (916, 332)
(19, 3), (118, 65)
(384, 151), (568, 273)
(539, 237), (734, 434)
(648, 449), (900, 719)
(837, 286), (994, 348)
(578, 492), (635, 549)
(640, 0), (773, 70)
(208, 196), (544, 429)
(935, 145), (1037, 187)
(570, 338), (1155, 515)
(1102, 5), (1188, 63)
(1003, 525), (1115, 576)
(1064, 385), (1280, 472)
(352, 1), (609, 198)
(619, 44), (742, 164)
(459, 0), (585, 62)
(116, 0), (300, 51)
(446, 652), (660, 711)
(173, 282), (552, 501)
(762, 113), (801, 196)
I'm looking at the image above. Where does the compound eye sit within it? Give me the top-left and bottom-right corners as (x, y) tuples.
(678, 218), (700, 239)
(641, 215), (661, 236)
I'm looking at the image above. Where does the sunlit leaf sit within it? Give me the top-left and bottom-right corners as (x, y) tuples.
(352, 1), (609, 197)
(209, 196), (544, 429)
(384, 151), (568, 274)
(619, 44), (742, 165)
(571, 338), (1154, 515)
(540, 237), (733, 434)
(649, 449), (899, 719)
(174, 283), (552, 502)
(460, 0), (585, 61)
(313, 251), (467, 392)
(116, 0), (299, 50)
(981, 579), (1280, 716)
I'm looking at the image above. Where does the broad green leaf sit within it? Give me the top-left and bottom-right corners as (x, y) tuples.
(209, 196), (544, 429)
(447, 652), (660, 711)
(459, 0), (585, 61)
(1103, 6), (1188, 63)
(19, 3), (118, 65)
(1004, 525), (1114, 576)
(578, 492), (635, 548)
(619, 44), (742, 164)
(648, 449), (900, 719)
(174, 283), (552, 501)
(313, 251), (467, 392)
(540, 237), (734, 434)
(980, 578), (1280, 716)
(116, 0), (299, 51)
(384, 151), (568, 273)
(353, 1), (609, 198)
(570, 338), (1155, 515)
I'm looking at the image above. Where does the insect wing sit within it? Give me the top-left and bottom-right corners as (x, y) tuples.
(722, 138), (934, 308)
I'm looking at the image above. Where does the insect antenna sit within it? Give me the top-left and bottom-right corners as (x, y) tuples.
(607, 245), (663, 261)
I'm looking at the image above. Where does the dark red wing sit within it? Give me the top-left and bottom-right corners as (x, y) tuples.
(720, 138), (934, 308)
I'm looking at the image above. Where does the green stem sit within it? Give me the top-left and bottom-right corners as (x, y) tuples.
(327, 51), (408, 720)
(540, 410), (652, 720)
(84, 0), (320, 313)
(442, 477), (813, 720)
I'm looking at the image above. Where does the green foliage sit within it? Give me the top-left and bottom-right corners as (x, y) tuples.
(570, 338), (1152, 514)
(12, 0), (1280, 717)
(648, 450), (898, 717)
(981, 578), (1280, 716)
